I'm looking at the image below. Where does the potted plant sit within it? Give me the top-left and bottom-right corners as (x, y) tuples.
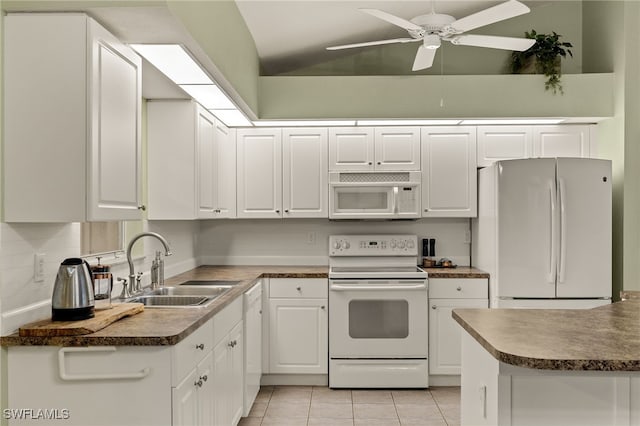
(510, 30), (573, 94)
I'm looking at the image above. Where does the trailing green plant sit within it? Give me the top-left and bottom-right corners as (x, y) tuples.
(510, 30), (573, 94)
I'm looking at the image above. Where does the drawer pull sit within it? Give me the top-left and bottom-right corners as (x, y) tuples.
(200, 374), (208, 382)
(195, 343), (205, 350)
(58, 347), (150, 381)
(195, 379), (203, 388)
(456, 286), (462, 291)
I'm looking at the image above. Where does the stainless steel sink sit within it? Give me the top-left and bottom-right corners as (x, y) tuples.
(127, 295), (216, 308)
(149, 286), (232, 297)
(178, 280), (241, 287)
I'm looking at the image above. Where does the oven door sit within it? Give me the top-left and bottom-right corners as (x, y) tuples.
(329, 279), (428, 358)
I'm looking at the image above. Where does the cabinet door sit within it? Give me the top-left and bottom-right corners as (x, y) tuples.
(197, 108), (216, 218)
(237, 129), (282, 218)
(229, 321), (244, 426)
(147, 101), (197, 220)
(172, 368), (199, 426)
(429, 298), (488, 375)
(244, 283), (263, 416)
(269, 299), (328, 374)
(212, 337), (231, 426)
(283, 128), (328, 218)
(87, 19), (142, 221)
(374, 127), (421, 171)
(197, 351), (215, 426)
(421, 127), (477, 217)
(477, 126), (533, 167)
(533, 125), (592, 158)
(329, 127), (374, 171)
(213, 122), (237, 218)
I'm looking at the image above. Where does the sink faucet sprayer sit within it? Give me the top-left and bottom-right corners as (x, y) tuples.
(118, 232), (172, 299)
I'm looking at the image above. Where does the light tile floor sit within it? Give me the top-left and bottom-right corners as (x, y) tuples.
(239, 386), (461, 426)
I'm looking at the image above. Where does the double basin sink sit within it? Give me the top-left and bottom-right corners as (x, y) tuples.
(126, 280), (241, 308)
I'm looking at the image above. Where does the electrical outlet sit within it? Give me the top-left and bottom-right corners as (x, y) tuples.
(34, 253), (46, 283)
(464, 230), (472, 244)
(307, 232), (317, 245)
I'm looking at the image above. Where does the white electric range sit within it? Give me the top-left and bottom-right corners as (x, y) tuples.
(328, 234), (429, 388)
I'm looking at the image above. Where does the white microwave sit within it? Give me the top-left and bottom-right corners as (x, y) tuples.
(329, 172), (421, 219)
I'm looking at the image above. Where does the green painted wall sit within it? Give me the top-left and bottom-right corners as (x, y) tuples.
(166, 0), (260, 115)
(275, 1), (583, 77)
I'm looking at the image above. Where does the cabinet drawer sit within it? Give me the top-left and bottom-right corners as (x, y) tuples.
(269, 278), (328, 299)
(171, 318), (214, 385)
(213, 297), (242, 346)
(429, 278), (488, 299)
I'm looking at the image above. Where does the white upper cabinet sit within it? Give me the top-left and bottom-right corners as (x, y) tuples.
(329, 127), (420, 171)
(212, 121), (237, 218)
(533, 125), (593, 158)
(329, 127), (374, 171)
(374, 127), (421, 171)
(197, 109), (217, 219)
(421, 127), (477, 218)
(237, 129), (283, 218)
(282, 128), (328, 218)
(477, 126), (533, 167)
(4, 13), (142, 222)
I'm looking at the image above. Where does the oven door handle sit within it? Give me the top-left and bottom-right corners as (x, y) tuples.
(330, 283), (427, 291)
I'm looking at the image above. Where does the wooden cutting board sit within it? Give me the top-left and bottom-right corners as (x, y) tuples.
(19, 303), (144, 337)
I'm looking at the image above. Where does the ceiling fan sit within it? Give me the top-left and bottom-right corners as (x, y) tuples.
(326, 0), (536, 71)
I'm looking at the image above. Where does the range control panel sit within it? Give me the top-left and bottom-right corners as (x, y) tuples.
(329, 235), (418, 256)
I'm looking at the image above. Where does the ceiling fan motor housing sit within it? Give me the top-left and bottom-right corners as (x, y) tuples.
(409, 13), (456, 36)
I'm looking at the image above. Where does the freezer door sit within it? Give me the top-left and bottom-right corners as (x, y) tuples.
(497, 158), (557, 298)
(555, 158), (612, 298)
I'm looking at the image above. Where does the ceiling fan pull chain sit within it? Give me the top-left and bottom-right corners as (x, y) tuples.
(440, 44), (445, 108)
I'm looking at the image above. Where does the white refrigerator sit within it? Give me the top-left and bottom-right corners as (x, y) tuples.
(472, 158), (612, 308)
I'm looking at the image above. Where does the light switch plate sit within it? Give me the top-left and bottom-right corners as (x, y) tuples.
(34, 253), (45, 283)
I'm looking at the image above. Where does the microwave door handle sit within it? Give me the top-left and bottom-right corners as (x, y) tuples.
(393, 186), (399, 214)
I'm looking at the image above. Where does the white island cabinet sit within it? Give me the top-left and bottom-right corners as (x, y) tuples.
(4, 13), (142, 222)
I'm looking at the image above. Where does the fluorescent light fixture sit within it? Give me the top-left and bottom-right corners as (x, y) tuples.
(130, 44), (212, 84)
(179, 85), (236, 109)
(210, 109), (253, 127)
(356, 119), (461, 126)
(253, 120), (357, 127)
(460, 118), (565, 125)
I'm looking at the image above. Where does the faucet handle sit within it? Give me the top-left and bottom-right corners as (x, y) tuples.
(117, 277), (132, 300)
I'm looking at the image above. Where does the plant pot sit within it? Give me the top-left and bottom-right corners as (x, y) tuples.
(517, 56), (561, 75)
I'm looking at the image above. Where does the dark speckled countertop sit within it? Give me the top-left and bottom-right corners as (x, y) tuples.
(0, 265), (328, 347)
(1, 265), (488, 347)
(453, 299), (640, 371)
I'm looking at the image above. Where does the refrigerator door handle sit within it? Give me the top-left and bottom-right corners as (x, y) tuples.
(548, 181), (557, 284)
(558, 178), (567, 284)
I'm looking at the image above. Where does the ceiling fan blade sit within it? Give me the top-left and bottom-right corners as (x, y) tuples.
(327, 38), (420, 51)
(447, 0), (530, 33)
(450, 34), (535, 51)
(359, 8), (424, 32)
(412, 45), (437, 71)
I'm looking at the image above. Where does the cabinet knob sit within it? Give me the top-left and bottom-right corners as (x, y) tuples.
(432, 305), (437, 310)
(137, 205), (146, 211)
(424, 208), (429, 212)
(195, 379), (203, 388)
(228, 341), (234, 348)
(296, 286), (301, 291)
(200, 375), (208, 382)
(368, 162), (373, 165)
(377, 161), (381, 165)
(456, 286), (462, 291)
(195, 343), (205, 350)
(259, 309), (262, 314)
(284, 209), (289, 213)
(275, 209), (280, 214)
(321, 305), (326, 310)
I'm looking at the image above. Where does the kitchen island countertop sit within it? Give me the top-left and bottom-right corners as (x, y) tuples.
(0, 265), (328, 347)
(453, 299), (640, 371)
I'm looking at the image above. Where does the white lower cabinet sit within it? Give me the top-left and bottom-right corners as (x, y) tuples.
(429, 278), (488, 377)
(172, 351), (214, 426)
(212, 299), (244, 426)
(264, 278), (328, 377)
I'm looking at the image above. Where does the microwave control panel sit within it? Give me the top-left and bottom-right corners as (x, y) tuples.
(329, 235), (417, 256)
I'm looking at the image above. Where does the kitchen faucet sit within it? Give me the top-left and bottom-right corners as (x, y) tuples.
(119, 232), (172, 299)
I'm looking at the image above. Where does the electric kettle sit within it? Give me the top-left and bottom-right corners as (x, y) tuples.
(51, 258), (95, 321)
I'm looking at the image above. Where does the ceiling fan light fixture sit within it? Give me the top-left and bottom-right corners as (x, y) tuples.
(424, 34), (441, 50)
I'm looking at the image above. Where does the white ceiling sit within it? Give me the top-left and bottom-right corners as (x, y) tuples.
(234, 0), (542, 74)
